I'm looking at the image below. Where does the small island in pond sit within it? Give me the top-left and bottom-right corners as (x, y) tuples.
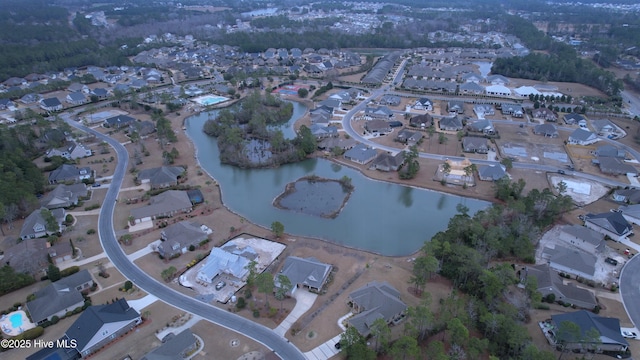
(273, 175), (354, 219)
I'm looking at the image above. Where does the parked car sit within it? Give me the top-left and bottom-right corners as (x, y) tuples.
(92, 182), (101, 187)
(215, 281), (226, 290)
(621, 330), (637, 339)
(334, 342), (341, 349)
(605, 257), (619, 266)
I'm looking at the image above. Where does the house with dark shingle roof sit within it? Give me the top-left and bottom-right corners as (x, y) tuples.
(618, 204), (640, 226)
(409, 114), (433, 129)
(347, 281), (407, 336)
(104, 114), (136, 128)
(532, 107), (558, 122)
(344, 144), (377, 165)
(364, 120), (392, 135)
(2, 238), (49, 275)
(500, 103), (523, 117)
(65, 298), (141, 358)
(140, 329), (199, 360)
(66, 92), (87, 105)
(584, 212), (633, 242)
(40, 97), (63, 112)
(26, 269), (93, 325)
(158, 221), (209, 259)
(371, 152), (405, 172)
(542, 245), (597, 281)
(277, 256), (332, 295)
(593, 145), (625, 159)
(40, 183), (88, 210)
(612, 188), (640, 204)
(439, 115), (463, 131)
(396, 129), (423, 146)
(413, 98), (433, 111)
(558, 225), (605, 253)
(137, 166), (185, 189)
(563, 112), (585, 125)
(48, 164), (92, 184)
(525, 264), (597, 309)
(462, 137), (489, 153)
(130, 190), (193, 224)
(20, 208), (65, 240)
(467, 119), (494, 135)
(550, 311), (628, 352)
(594, 156), (638, 176)
(447, 100), (464, 114)
(533, 123), (559, 138)
(478, 164), (507, 181)
(568, 128), (598, 145)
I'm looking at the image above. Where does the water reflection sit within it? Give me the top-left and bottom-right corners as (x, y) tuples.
(398, 186), (414, 208)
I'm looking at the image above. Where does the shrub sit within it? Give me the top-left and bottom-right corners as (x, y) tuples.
(593, 305), (601, 314)
(253, 309), (260, 318)
(534, 303), (550, 310)
(87, 229), (96, 235)
(545, 293), (556, 303)
(60, 266), (80, 278)
(124, 280), (133, 291)
(20, 326), (44, 340)
(236, 297), (246, 309)
(51, 315), (59, 324)
(26, 293), (36, 302)
(188, 245), (196, 251)
(244, 289), (252, 299)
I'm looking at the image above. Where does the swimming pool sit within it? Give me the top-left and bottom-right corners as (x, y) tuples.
(9, 313), (22, 328)
(192, 95), (230, 106)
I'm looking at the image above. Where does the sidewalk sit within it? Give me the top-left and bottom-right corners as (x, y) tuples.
(303, 312), (350, 360)
(58, 252), (107, 270)
(274, 290), (317, 336)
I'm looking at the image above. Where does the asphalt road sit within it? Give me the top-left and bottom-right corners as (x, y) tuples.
(65, 119), (305, 360)
(620, 255), (640, 330)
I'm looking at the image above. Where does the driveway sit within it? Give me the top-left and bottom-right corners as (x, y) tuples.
(274, 290), (317, 336)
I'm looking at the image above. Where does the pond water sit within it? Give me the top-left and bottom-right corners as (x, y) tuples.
(185, 106), (490, 256)
(473, 61), (493, 78)
(276, 179), (348, 218)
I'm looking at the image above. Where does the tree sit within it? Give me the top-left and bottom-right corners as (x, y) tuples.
(370, 318), (391, 354)
(556, 180), (567, 194)
(271, 221), (284, 238)
(442, 161), (451, 175)
(438, 132), (447, 144)
(405, 294), (433, 341)
(245, 260), (258, 288)
(256, 272), (274, 308)
(340, 327), (375, 360)
(296, 125), (317, 154)
(447, 318), (469, 347)
(297, 88), (309, 98)
(425, 340), (448, 360)
(556, 320), (581, 359)
(47, 264), (61, 282)
(275, 274), (292, 311)
(409, 255), (438, 294)
(400, 146), (420, 180)
(389, 335), (421, 360)
(70, 238), (77, 257)
(41, 208), (59, 234)
(124, 280), (133, 291)
(500, 157), (513, 170)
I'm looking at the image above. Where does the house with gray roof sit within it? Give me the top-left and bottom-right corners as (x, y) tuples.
(318, 137), (357, 151)
(140, 329), (199, 360)
(65, 92), (87, 105)
(584, 212), (633, 241)
(467, 119), (495, 135)
(26, 269), (93, 325)
(531, 124), (557, 138)
(542, 245), (597, 281)
(462, 137), (489, 153)
(364, 106), (394, 119)
(196, 246), (256, 284)
(158, 221), (209, 259)
(65, 298), (141, 358)
(310, 124), (338, 139)
(439, 115), (463, 131)
(129, 120), (156, 136)
(130, 190), (193, 224)
(40, 97), (63, 112)
(500, 103), (523, 117)
(0, 98), (15, 110)
(460, 82), (485, 95)
(20, 208), (65, 240)
(40, 183), (88, 210)
(563, 112), (585, 125)
(473, 104), (495, 118)
(48, 164), (92, 184)
(409, 114), (433, 129)
(447, 100), (464, 114)
(617, 204), (640, 226)
(379, 94), (401, 106)
(137, 166), (185, 189)
(278, 256), (332, 295)
(550, 311), (628, 352)
(612, 188), (640, 204)
(591, 119), (618, 137)
(569, 128), (598, 145)
(396, 129), (423, 146)
(558, 225), (606, 253)
(344, 144), (377, 165)
(104, 114), (136, 128)
(364, 120), (392, 135)
(2, 238), (49, 275)
(594, 156), (638, 176)
(532, 107), (558, 122)
(478, 164), (507, 181)
(372, 152), (405, 172)
(593, 145), (625, 159)
(347, 281), (407, 336)
(486, 74), (509, 85)
(47, 141), (92, 160)
(413, 98), (433, 111)
(525, 264), (597, 309)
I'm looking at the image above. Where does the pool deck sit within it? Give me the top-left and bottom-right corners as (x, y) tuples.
(0, 310), (35, 337)
(191, 95), (230, 106)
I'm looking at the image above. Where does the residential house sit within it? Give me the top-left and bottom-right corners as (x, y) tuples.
(140, 329), (199, 360)
(568, 128), (598, 146)
(473, 104), (495, 118)
(542, 245), (597, 281)
(396, 129), (423, 146)
(617, 204), (640, 226)
(26, 269), (94, 325)
(90, 88), (109, 100)
(130, 190), (193, 224)
(485, 84), (511, 96)
(364, 120), (392, 135)
(439, 115), (463, 131)
(408, 114), (433, 129)
(467, 119), (495, 134)
(486, 74), (509, 85)
(347, 281), (408, 336)
(196, 246), (257, 284)
(478, 164), (507, 181)
(500, 103), (524, 117)
(48, 164), (92, 184)
(0, 98), (16, 110)
(318, 137), (357, 151)
(318, 98), (342, 113)
(462, 72), (483, 83)
(20, 93), (43, 104)
(447, 100), (464, 114)
(310, 124), (338, 139)
(533, 123), (559, 138)
(594, 157), (637, 176)
(137, 166), (185, 189)
(47, 142), (92, 160)
(40, 97), (63, 112)
(459, 82), (485, 95)
(525, 264), (597, 309)
(514, 86), (541, 97)
(20, 208), (65, 240)
(371, 152), (405, 172)
(64, 298), (141, 358)
(158, 221), (209, 259)
(48, 241), (74, 265)
(129, 120), (156, 137)
(2, 238), (49, 275)
(612, 188), (640, 204)
(104, 114), (136, 129)
(364, 106), (394, 120)
(591, 119), (618, 137)
(593, 145), (625, 159)
(583, 212), (633, 242)
(550, 311), (628, 353)
(558, 225), (606, 253)
(379, 95), (401, 106)
(67, 83), (89, 93)
(277, 256), (332, 295)
(532, 108), (558, 122)
(65, 92), (87, 106)
(563, 112), (585, 125)
(40, 183), (88, 210)
(344, 144), (378, 165)
(462, 137), (489, 153)
(413, 98), (433, 111)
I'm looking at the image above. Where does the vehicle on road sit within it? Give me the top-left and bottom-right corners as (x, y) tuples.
(622, 330), (637, 339)
(557, 169), (565, 174)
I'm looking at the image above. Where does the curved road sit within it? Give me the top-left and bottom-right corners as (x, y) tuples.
(620, 255), (640, 330)
(66, 120), (304, 360)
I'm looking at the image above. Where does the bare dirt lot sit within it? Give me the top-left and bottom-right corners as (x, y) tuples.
(495, 123), (570, 166)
